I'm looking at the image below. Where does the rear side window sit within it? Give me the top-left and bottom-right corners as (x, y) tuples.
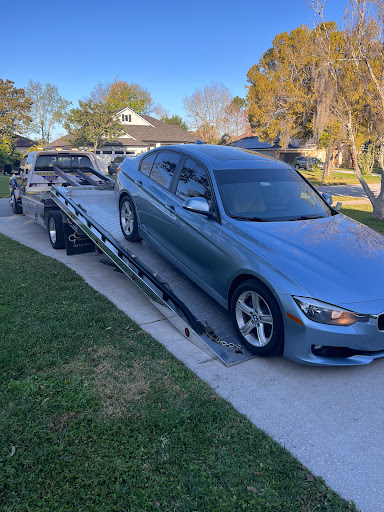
(139, 153), (157, 176)
(176, 158), (212, 204)
(150, 152), (180, 189)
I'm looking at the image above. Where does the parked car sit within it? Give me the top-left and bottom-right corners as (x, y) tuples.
(115, 144), (384, 366)
(108, 156), (126, 175)
(293, 156), (324, 170)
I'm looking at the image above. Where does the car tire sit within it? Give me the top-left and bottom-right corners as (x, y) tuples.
(11, 192), (23, 214)
(119, 196), (141, 242)
(48, 211), (65, 249)
(230, 280), (284, 356)
(295, 164), (300, 170)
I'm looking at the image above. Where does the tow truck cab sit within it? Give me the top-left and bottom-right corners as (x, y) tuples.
(9, 150), (103, 225)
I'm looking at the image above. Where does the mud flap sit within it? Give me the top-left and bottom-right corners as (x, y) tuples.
(63, 224), (95, 255)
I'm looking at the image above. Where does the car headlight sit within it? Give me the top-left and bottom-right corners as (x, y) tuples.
(293, 297), (369, 326)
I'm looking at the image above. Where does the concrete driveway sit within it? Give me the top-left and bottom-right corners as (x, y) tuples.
(1, 198), (383, 512)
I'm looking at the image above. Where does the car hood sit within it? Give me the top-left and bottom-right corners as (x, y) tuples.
(234, 214), (384, 312)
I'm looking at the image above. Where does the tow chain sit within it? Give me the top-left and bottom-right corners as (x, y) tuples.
(202, 322), (243, 353)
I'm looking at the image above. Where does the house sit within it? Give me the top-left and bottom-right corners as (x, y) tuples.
(47, 107), (197, 164)
(229, 136), (324, 164)
(14, 135), (37, 154)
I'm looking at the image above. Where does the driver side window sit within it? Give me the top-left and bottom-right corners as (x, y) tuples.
(176, 158), (212, 204)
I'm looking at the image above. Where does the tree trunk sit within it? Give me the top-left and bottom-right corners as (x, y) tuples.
(322, 141), (334, 180)
(346, 111), (377, 205)
(372, 140), (384, 220)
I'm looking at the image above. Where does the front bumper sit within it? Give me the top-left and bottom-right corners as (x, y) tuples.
(281, 296), (384, 366)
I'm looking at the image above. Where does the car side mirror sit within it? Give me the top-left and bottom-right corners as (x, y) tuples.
(322, 192), (333, 206)
(183, 197), (211, 215)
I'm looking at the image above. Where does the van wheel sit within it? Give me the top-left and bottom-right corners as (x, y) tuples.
(120, 196), (141, 242)
(48, 211), (65, 249)
(231, 280), (284, 356)
(11, 192), (23, 214)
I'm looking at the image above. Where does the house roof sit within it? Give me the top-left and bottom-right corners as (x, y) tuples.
(229, 136), (300, 150)
(45, 135), (73, 148)
(47, 111), (197, 149)
(14, 134), (37, 147)
(124, 115), (196, 143)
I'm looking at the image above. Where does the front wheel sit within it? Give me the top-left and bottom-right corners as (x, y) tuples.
(294, 164), (300, 170)
(48, 211), (65, 249)
(11, 192), (23, 214)
(231, 280), (284, 356)
(119, 196), (141, 242)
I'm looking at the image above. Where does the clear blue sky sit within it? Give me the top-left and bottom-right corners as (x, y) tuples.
(1, 0), (346, 136)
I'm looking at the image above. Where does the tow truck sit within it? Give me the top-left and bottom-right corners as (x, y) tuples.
(9, 150), (255, 366)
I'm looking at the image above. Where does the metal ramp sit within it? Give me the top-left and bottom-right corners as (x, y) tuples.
(51, 186), (257, 366)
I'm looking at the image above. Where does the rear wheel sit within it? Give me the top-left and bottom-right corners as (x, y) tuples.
(10, 192), (22, 214)
(48, 211), (65, 249)
(231, 280), (284, 356)
(119, 196), (140, 242)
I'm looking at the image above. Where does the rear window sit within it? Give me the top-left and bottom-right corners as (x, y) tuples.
(150, 152), (181, 189)
(35, 155), (92, 171)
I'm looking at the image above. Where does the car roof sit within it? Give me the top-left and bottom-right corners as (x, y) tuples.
(147, 144), (292, 170)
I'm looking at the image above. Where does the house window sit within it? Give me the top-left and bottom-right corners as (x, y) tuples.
(96, 151), (100, 154)
(123, 114), (131, 122)
(103, 151), (112, 154)
(115, 151), (124, 154)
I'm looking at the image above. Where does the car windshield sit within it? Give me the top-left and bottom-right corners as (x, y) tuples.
(214, 167), (332, 221)
(35, 155), (92, 171)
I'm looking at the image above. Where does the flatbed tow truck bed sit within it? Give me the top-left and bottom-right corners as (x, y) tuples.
(51, 184), (256, 366)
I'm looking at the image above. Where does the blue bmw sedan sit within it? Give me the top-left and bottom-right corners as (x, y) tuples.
(115, 143), (384, 366)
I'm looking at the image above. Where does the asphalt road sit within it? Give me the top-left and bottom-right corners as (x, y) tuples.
(1, 198), (384, 512)
(317, 182), (381, 199)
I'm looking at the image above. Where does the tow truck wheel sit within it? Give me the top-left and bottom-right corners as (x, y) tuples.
(120, 196), (141, 242)
(11, 192), (22, 214)
(231, 280), (284, 356)
(48, 211), (65, 250)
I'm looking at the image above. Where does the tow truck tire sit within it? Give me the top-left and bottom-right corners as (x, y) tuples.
(48, 211), (65, 250)
(11, 192), (23, 214)
(119, 196), (141, 242)
(231, 280), (284, 356)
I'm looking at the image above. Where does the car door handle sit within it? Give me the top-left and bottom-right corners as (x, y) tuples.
(135, 180), (143, 187)
(167, 204), (175, 211)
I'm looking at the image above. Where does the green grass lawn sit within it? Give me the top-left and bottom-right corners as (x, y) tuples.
(302, 170), (381, 186)
(0, 234), (356, 511)
(0, 174), (10, 198)
(341, 203), (384, 235)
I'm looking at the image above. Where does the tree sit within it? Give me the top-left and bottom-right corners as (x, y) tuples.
(247, 26), (316, 149)
(161, 114), (188, 131)
(246, 22), (349, 179)
(313, 0), (384, 218)
(89, 78), (154, 114)
(184, 83), (233, 142)
(0, 79), (32, 140)
(25, 80), (71, 144)
(222, 97), (252, 141)
(64, 100), (125, 151)
(152, 104), (169, 120)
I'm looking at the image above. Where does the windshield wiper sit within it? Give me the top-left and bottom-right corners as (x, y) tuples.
(231, 215), (267, 222)
(288, 215), (325, 221)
